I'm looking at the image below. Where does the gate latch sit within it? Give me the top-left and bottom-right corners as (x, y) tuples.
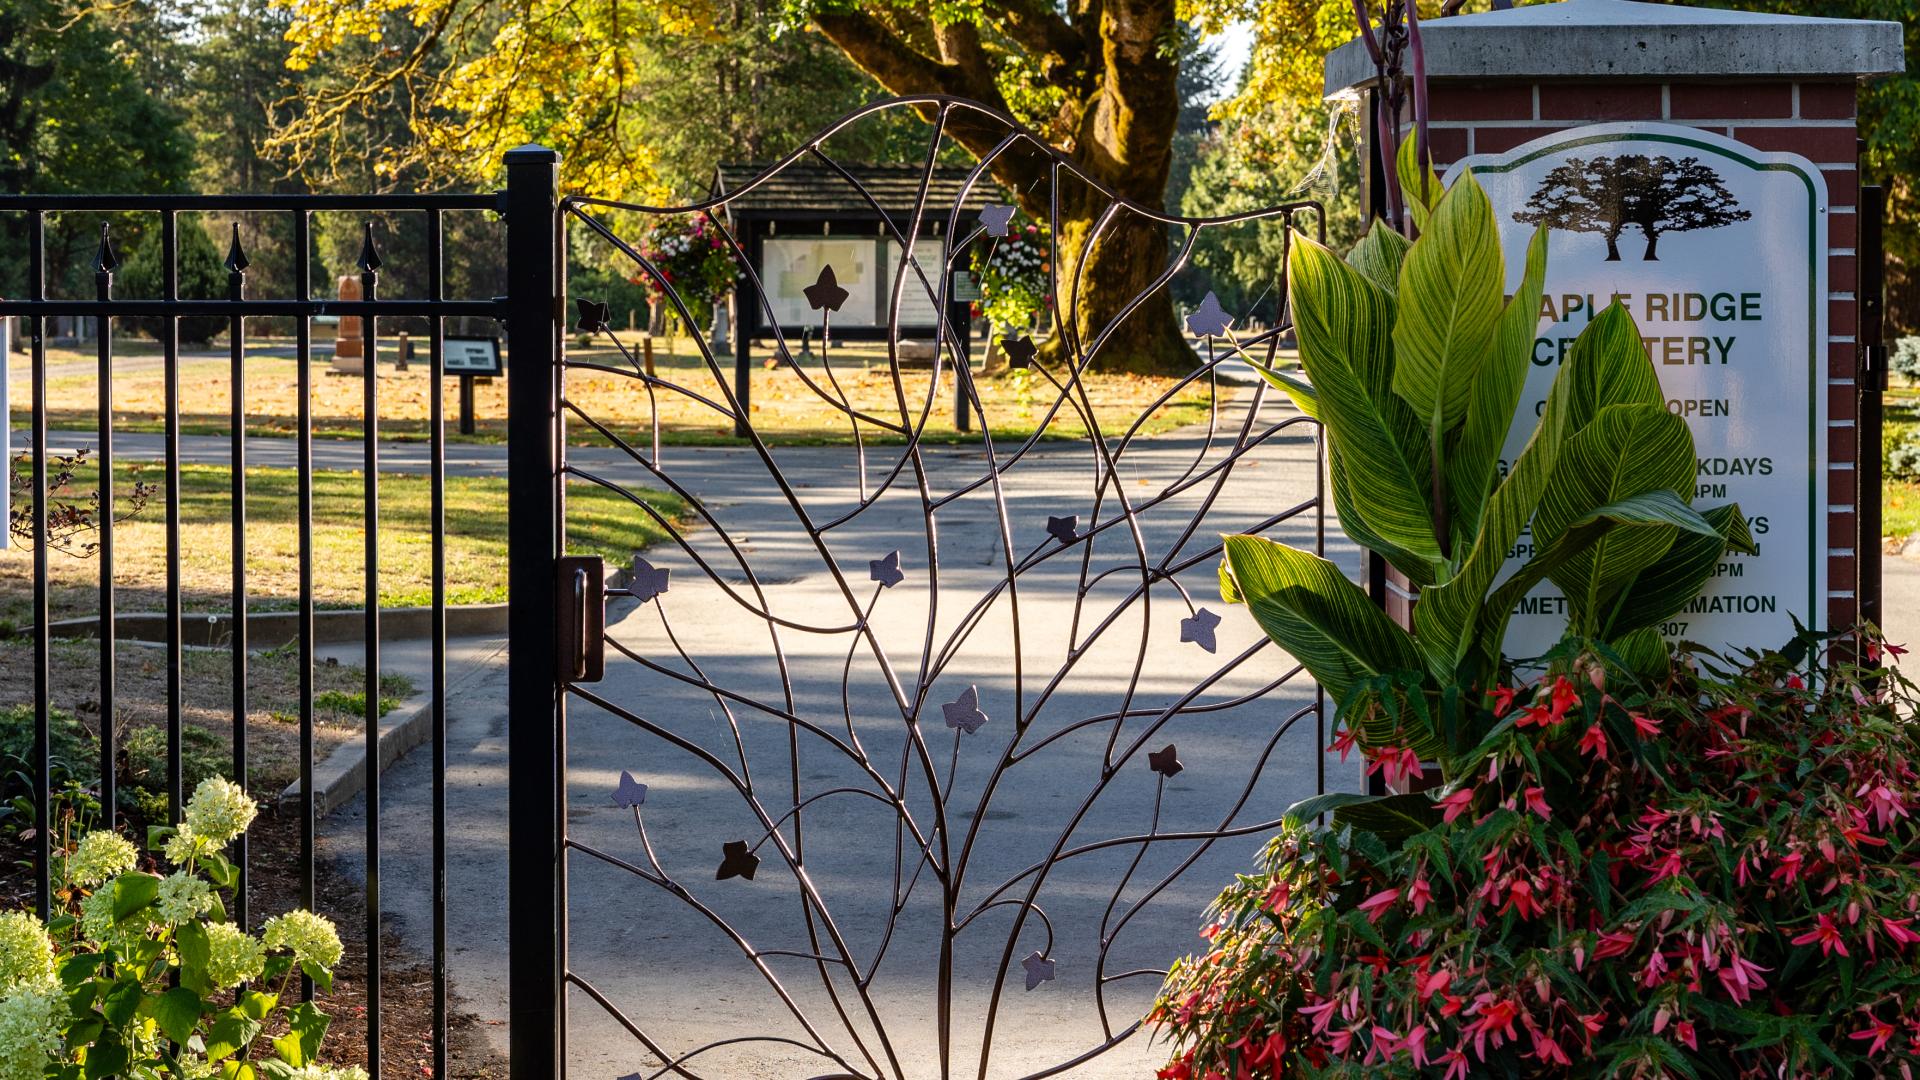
(557, 555), (606, 683)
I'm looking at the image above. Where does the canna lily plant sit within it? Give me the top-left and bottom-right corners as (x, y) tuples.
(1235, 143), (1756, 772)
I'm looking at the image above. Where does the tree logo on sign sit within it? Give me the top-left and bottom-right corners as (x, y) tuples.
(1515, 154), (1750, 261)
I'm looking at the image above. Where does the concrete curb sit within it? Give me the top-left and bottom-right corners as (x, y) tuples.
(281, 637), (507, 819)
(37, 604), (509, 649)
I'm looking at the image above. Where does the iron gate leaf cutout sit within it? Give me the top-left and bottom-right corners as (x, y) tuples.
(979, 203), (1017, 237)
(1147, 745), (1183, 778)
(1180, 607), (1221, 653)
(612, 771), (648, 809)
(1002, 335), (1037, 369)
(716, 841), (760, 881)
(1045, 515), (1078, 545)
(1185, 292), (1234, 338)
(575, 298), (610, 334)
(629, 557), (670, 604)
(804, 265), (850, 312)
(869, 550), (905, 588)
(1021, 952), (1056, 991)
(941, 686), (989, 734)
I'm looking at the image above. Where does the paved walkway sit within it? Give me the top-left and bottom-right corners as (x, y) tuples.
(317, 391), (1355, 1079)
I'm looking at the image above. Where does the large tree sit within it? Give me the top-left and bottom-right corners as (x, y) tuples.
(267, 0), (1200, 372)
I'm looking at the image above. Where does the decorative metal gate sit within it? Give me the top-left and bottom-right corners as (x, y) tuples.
(507, 98), (1338, 1078)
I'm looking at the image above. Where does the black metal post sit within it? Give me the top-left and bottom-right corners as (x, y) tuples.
(733, 286), (752, 439)
(951, 298), (973, 433)
(1860, 183), (1887, 631)
(504, 143), (564, 1080)
(459, 374), (476, 435)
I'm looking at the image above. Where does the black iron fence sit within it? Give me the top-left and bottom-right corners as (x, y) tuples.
(0, 188), (500, 1080)
(3, 100), (1345, 1080)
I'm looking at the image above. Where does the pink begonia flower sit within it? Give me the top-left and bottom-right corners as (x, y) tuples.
(1791, 913), (1849, 957)
(1715, 951), (1770, 1005)
(1357, 888), (1400, 925)
(1674, 1020), (1697, 1050)
(1415, 967), (1451, 1002)
(1408, 874), (1433, 916)
(1578, 723), (1609, 760)
(1366, 745), (1422, 789)
(1364, 1025), (1399, 1065)
(1297, 998), (1338, 1036)
(1529, 1027), (1572, 1067)
(1630, 712), (1662, 739)
(1439, 1048), (1470, 1080)
(1883, 917), (1920, 949)
(1327, 1026), (1354, 1057)
(1548, 675), (1580, 721)
(1523, 787), (1551, 820)
(1327, 724), (1357, 763)
(1770, 850), (1805, 884)
(1400, 1025), (1430, 1067)
(1439, 788), (1475, 823)
(1857, 781), (1910, 830)
(1487, 685), (1516, 717)
(1851, 1018), (1897, 1057)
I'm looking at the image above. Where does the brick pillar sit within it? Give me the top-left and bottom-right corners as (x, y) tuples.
(1326, 0), (1902, 643)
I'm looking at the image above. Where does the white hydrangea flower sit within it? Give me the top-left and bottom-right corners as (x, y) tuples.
(288, 1067), (369, 1080)
(155, 872), (216, 925)
(164, 824), (214, 867)
(79, 882), (148, 948)
(0, 988), (63, 1080)
(0, 914), (55, 995)
(203, 923), (266, 990)
(262, 910), (344, 970)
(184, 777), (257, 847)
(65, 831), (139, 888)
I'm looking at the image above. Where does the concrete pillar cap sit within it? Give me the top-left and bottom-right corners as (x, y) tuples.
(1325, 0), (1904, 97)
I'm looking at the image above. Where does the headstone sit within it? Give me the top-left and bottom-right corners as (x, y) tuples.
(332, 274), (365, 374)
(1324, 0), (1903, 651)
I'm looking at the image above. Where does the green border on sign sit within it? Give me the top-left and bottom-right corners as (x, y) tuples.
(1465, 129), (1827, 633)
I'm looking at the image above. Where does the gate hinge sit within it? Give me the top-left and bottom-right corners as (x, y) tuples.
(557, 555), (606, 683)
(1862, 344), (1890, 393)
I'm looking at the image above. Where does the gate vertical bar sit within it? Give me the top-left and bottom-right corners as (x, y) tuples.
(29, 210), (50, 921)
(504, 143), (565, 1080)
(94, 227), (118, 830)
(163, 209), (184, 824)
(1859, 183), (1886, 630)
(227, 224), (250, 931)
(358, 222), (384, 1080)
(427, 206), (450, 1080)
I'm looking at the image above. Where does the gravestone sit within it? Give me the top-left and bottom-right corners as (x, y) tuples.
(1325, 0), (1903, 651)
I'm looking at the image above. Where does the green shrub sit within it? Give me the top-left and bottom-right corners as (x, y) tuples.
(1887, 421), (1920, 482)
(0, 703), (96, 829)
(116, 215), (228, 346)
(120, 725), (230, 824)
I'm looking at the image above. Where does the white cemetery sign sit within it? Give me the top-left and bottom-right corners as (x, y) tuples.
(1451, 122), (1830, 656)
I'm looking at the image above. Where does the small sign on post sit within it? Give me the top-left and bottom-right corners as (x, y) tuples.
(444, 335), (502, 435)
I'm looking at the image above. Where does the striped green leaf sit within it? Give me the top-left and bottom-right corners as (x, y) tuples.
(1602, 503), (1757, 638)
(1392, 170), (1504, 441)
(1289, 233), (1443, 569)
(1564, 302), (1664, 431)
(1534, 404), (1699, 631)
(1445, 224), (1548, 542)
(1240, 360), (1320, 421)
(1221, 535), (1422, 704)
(1347, 220), (1411, 296)
(1480, 489), (1722, 654)
(1397, 137), (1444, 234)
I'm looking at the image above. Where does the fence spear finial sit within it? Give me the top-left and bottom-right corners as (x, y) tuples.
(224, 222), (250, 275)
(94, 223), (118, 275)
(357, 221), (382, 274)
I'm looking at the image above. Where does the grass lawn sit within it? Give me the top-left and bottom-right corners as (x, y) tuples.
(12, 334), (1220, 447)
(0, 459), (686, 628)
